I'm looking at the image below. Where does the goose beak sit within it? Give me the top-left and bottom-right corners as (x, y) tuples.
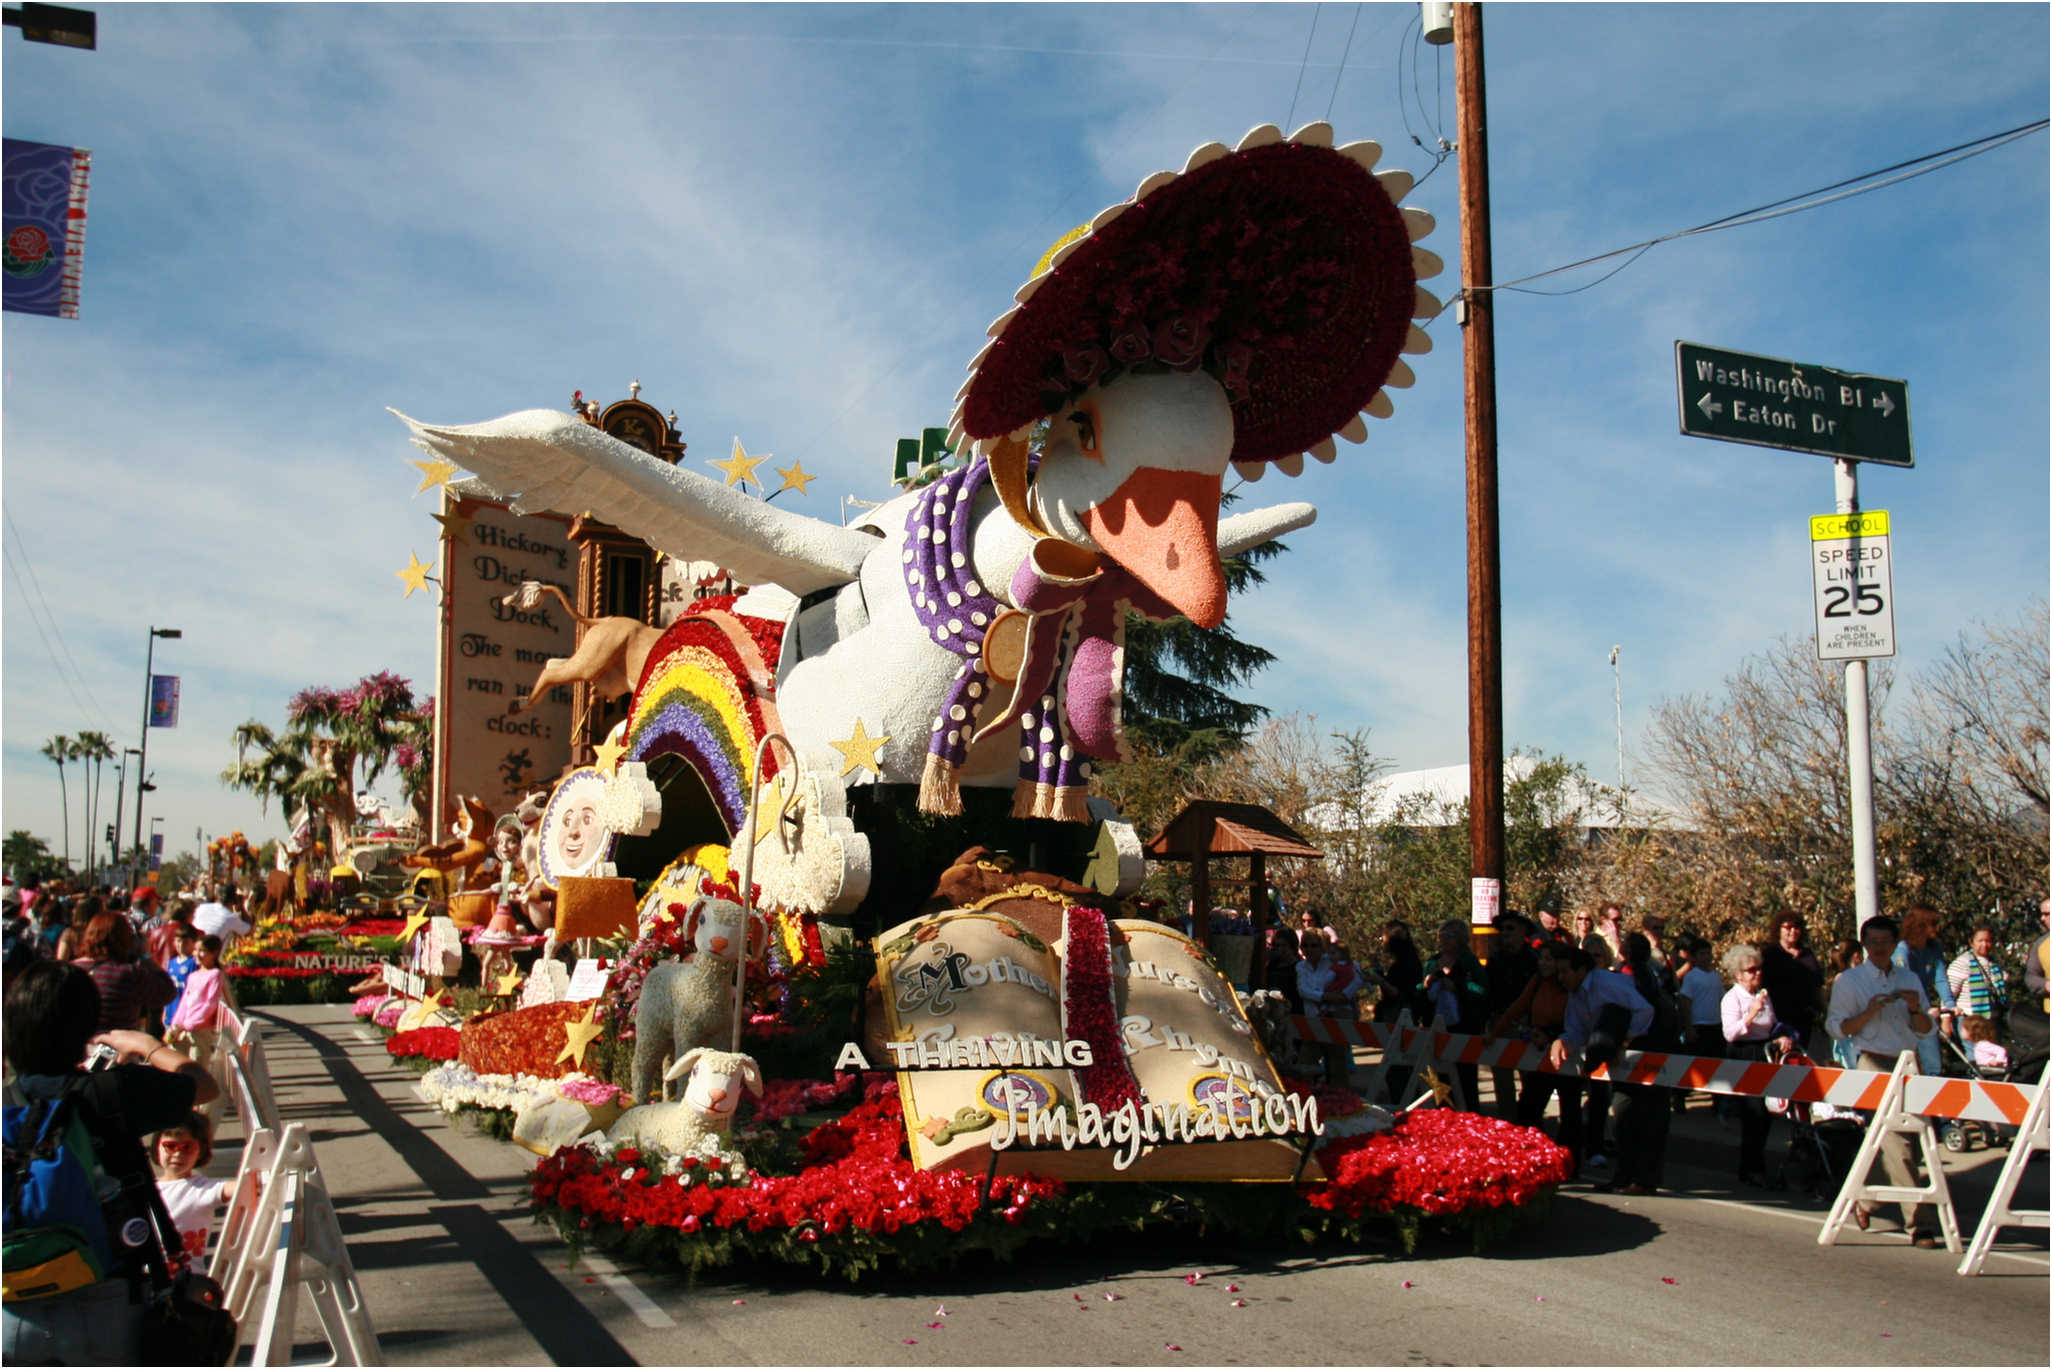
(1082, 468), (1227, 628)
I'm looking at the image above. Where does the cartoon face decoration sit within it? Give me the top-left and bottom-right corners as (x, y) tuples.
(537, 768), (614, 886)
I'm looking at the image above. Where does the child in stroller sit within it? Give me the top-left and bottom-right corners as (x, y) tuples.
(1767, 1038), (1865, 1201)
(1934, 1014), (2015, 1153)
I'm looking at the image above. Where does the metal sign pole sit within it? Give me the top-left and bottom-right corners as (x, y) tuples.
(1835, 458), (1880, 930)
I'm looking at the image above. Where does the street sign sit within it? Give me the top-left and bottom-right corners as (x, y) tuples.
(1809, 510), (1895, 660)
(1676, 342), (1913, 468)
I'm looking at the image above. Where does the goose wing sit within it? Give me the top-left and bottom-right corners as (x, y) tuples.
(393, 408), (877, 595)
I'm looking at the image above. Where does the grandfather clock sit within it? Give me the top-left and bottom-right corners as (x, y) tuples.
(564, 383), (686, 765)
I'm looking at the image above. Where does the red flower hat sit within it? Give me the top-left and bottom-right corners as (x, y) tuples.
(949, 122), (1442, 480)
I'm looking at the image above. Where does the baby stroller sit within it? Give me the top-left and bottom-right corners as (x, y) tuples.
(1768, 1040), (1865, 1201)
(1933, 1026), (2016, 1154)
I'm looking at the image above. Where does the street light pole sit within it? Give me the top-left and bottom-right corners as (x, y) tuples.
(133, 626), (180, 865)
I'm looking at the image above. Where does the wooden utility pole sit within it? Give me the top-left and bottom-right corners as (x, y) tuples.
(1454, 2), (1505, 938)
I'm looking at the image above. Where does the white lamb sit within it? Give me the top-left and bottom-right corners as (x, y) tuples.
(607, 1048), (764, 1152)
(630, 894), (769, 1103)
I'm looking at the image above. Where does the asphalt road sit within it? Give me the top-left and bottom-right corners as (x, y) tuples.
(235, 1004), (2049, 1367)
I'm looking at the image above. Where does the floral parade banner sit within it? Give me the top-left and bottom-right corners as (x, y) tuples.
(2, 137), (89, 319)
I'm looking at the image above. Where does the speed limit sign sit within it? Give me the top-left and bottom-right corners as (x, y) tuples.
(1809, 510), (1896, 660)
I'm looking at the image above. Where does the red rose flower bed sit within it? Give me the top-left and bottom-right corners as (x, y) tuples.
(533, 1073), (1570, 1281)
(386, 1026), (461, 1062)
(1305, 1108), (1572, 1220)
(461, 1002), (592, 1079)
(535, 1083), (1068, 1279)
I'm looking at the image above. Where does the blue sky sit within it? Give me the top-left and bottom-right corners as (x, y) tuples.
(3, 3), (2046, 868)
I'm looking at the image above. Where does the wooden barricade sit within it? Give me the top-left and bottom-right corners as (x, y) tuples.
(1957, 1075), (2050, 1276)
(1816, 1051), (1962, 1254)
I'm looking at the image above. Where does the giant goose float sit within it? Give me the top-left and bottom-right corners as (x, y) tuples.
(396, 122), (1440, 923)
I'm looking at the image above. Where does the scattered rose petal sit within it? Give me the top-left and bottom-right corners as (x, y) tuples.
(1535, 1296), (1545, 1303)
(1073, 1293), (1083, 1302)
(583, 1276), (596, 1284)
(1165, 1345), (1181, 1352)
(1402, 1280), (1414, 1289)
(1660, 1277), (1677, 1285)
(934, 1306), (948, 1317)
(1185, 1272), (1206, 1284)
(901, 1338), (918, 1345)
(925, 1322), (945, 1330)
(1225, 1283), (1240, 1293)
(1231, 1299), (1247, 1308)
(731, 1299), (746, 1306)
(1882, 1333), (1892, 1339)
(1103, 1292), (1122, 1301)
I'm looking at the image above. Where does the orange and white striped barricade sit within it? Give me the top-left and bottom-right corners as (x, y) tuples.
(223, 1122), (383, 1366)
(1957, 1074), (2050, 1276)
(1336, 1021), (2041, 1126)
(1818, 1051), (1962, 1254)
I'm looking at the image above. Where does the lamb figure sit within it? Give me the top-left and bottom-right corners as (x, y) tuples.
(630, 893), (769, 1104)
(607, 1047), (764, 1153)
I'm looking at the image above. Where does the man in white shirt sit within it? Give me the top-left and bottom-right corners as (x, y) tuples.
(1825, 914), (1938, 1247)
(193, 887), (253, 943)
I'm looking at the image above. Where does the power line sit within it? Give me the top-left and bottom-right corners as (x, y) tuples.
(1484, 118), (2049, 297)
(0, 514), (114, 731)
(1322, 4), (1363, 123)
(1282, 3), (1321, 132)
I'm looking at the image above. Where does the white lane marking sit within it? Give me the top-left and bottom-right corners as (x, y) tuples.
(577, 1251), (677, 1328)
(1684, 1195), (2049, 1268)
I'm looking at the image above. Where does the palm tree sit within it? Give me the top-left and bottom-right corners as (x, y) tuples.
(39, 735), (74, 875)
(72, 731), (115, 884)
(226, 673), (428, 859)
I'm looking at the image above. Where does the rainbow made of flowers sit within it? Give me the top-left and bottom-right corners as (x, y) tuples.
(621, 608), (787, 839)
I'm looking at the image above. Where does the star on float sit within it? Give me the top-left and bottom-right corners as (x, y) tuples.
(431, 506), (475, 545)
(398, 909), (431, 947)
(410, 456), (460, 495)
(775, 460), (816, 495)
(713, 437), (767, 489)
(592, 735), (628, 776)
(1404, 1066), (1456, 1112)
(494, 966), (524, 997)
(395, 551), (434, 598)
(556, 1000), (607, 1069)
(830, 719), (889, 777)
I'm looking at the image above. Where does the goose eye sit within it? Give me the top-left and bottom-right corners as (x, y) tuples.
(1068, 410), (1098, 455)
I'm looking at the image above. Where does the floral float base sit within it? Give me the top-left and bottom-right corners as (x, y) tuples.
(532, 1085), (1569, 1281)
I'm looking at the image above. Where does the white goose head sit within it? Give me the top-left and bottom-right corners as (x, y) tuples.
(1028, 368), (1235, 629)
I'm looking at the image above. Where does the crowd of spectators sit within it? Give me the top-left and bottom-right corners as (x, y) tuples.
(1251, 889), (2050, 1222)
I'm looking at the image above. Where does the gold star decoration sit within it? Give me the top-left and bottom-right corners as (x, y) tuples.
(592, 735), (628, 776)
(556, 999), (607, 1069)
(712, 436), (767, 489)
(750, 774), (788, 846)
(775, 460), (816, 495)
(431, 506), (475, 545)
(495, 966), (524, 997)
(410, 456), (460, 495)
(1406, 1066), (1455, 1112)
(829, 718), (889, 778)
(395, 551), (434, 598)
(398, 909), (431, 946)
